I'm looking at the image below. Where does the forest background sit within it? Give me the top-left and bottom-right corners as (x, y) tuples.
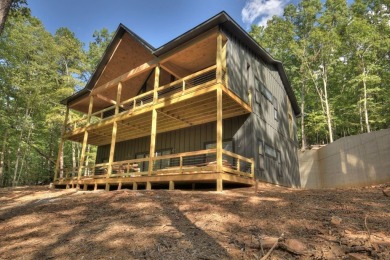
(0, 0), (388, 186)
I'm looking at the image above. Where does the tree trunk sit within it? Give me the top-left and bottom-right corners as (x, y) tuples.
(322, 65), (334, 143)
(362, 67), (371, 133)
(359, 98), (364, 133)
(301, 81), (306, 151)
(0, 0), (12, 34)
(0, 129), (8, 187)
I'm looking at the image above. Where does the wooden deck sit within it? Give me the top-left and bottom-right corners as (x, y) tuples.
(54, 149), (255, 191)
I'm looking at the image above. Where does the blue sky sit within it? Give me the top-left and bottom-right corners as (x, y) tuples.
(29, 0), (294, 48)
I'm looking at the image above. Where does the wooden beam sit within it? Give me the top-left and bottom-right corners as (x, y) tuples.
(216, 92), (223, 173)
(148, 109), (157, 176)
(158, 27), (218, 62)
(157, 110), (192, 127)
(107, 122), (118, 177)
(153, 66), (160, 103)
(216, 31), (223, 83)
(115, 82), (122, 115)
(92, 58), (158, 95)
(161, 62), (191, 79)
(77, 130), (89, 180)
(95, 94), (116, 106)
(87, 95), (94, 124)
(169, 181), (174, 190)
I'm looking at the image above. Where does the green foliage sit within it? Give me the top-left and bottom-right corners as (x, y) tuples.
(249, 0), (390, 147)
(0, 6), (108, 187)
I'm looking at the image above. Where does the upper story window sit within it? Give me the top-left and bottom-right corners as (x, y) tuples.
(255, 77), (273, 102)
(273, 97), (278, 121)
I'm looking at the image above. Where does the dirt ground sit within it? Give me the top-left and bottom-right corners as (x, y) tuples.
(0, 183), (389, 260)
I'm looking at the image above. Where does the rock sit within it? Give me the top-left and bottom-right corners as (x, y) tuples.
(382, 188), (390, 197)
(260, 236), (279, 249)
(283, 238), (307, 255)
(348, 253), (371, 260)
(331, 215), (342, 225)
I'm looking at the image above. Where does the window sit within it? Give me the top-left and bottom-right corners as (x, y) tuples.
(205, 140), (233, 164)
(135, 149), (172, 171)
(265, 144), (276, 158)
(273, 97), (278, 121)
(258, 140), (264, 155)
(255, 77), (273, 102)
(288, 114), (293, 139)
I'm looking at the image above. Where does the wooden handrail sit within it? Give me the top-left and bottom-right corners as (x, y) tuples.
(222, 149), (252, 163)
(157, 65), (217, 92)
(120, 89), (155, 106)
(151, 148), (217, 161)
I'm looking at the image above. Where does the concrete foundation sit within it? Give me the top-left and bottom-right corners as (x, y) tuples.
(299, 129), (390, 189)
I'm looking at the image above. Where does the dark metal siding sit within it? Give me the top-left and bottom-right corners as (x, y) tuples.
(96, 115), (249, 163)
(224, 30), (300, 187)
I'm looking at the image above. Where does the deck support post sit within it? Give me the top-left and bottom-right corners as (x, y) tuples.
(105, 183), (110, 191)
(216, 31), (223, 83)
(118, 182), (122, 190)
(133, 182), (138, 190)
(54, 107), (69, 181)
(78, 130), (89, 180)
(115, 82), (122, 115)
(83, 184), (87, 191)
(107, 121), (118, 177)
(87, 95), (94, 124)
(94, 183), (97, 191)
(169, 181), (174, 190)
(148, 66), (160, 176)
(216, 31), (224, 191)
(216, 177), (223, 192)
(146, 181), (152, 190)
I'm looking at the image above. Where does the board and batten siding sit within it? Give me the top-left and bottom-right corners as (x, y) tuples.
(224, 30), (300, 187)
(96, 115), (250, 163)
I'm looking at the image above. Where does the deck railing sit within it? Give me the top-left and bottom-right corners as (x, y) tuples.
(65, 65), (218, 134)
(57, 149), (254, 181)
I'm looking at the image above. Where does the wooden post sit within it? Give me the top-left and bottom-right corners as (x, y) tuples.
(115, 82), (122, 115)
(83, 184), (87, 191)
(107, 122), (118, 177)
(169, 181), (174, 190)
(153, 65), (160, 103)
(251, 158), (255, 178)
(216, 88), (223, 173)
(217, 178), (223, 192)
(133, 182), (138, 190)
(54, 107), (69, 181)
(77, 130), (89, 180)
(216, 31), (223, 83)
(87, 95), (94, 124)
(148, 65), (160, 176)
(148, 109), (157, 176)
(117, 182), (122, 190)
(94, 183), (97, 191)
(105, 183), (110, 191)
(146, 181), (152, 190)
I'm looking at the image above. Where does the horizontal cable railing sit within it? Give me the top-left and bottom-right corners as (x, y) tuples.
(58, 149), (254, 181)
(65, 65), (218, 133)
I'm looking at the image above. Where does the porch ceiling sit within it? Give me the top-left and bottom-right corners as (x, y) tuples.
(66, 89), (250, 146)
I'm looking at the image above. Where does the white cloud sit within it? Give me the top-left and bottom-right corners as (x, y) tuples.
(241, 0), (287, 27)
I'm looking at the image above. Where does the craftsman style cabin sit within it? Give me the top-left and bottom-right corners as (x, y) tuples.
(54, 12), (301, 191)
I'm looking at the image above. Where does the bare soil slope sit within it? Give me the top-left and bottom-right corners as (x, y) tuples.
(0, 184), (389, 259)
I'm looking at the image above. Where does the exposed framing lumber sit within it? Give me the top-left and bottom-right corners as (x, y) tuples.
(77, 130), (89, 180)
(216, 31), (223, 83)
(157, 110), (192, 127)
(95, 94), (116, 106)
(107, 121), (118, 176)
(115, 82), (122, 115)
(148, 109), (157, 176)
(161, 61), (191, 79)
(87, 95), (94, 124)
(158, 27), (219, 62)
(92, 58), (158, 95)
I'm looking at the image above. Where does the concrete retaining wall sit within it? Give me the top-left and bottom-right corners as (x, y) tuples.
(299, 129), (390, 189)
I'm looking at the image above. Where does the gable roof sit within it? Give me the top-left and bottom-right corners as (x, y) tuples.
(62, 11), (300, 116)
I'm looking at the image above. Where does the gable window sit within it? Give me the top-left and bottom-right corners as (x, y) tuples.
(264, 144), (276, 158)
(273, 97), (278, 121)
(255, 77), (273, 102)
